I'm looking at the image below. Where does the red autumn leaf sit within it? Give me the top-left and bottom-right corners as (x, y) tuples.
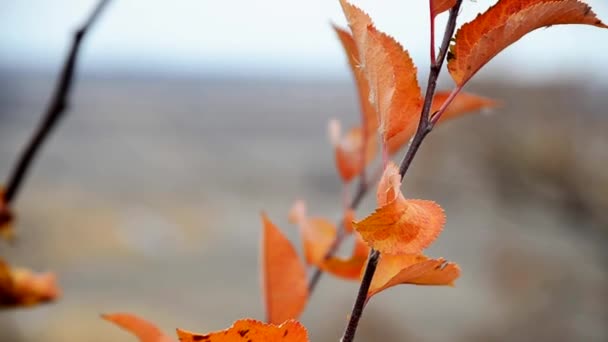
(368, 253), (460, 298)
(0, 188), (15, 241)
(261, 213), (308, 324)
(102, 313), (175, 342)
(354, 162), (445, 254)
(333, 25), (378, 137)
(0, 259), (60, 307)
(431, 0), (457, 18)
(288, 201), (337, 266)
(177, 319), (309, 342)
(386, 91), (497, 155)
(319, 233), (369, 280)
(448, 0), (608, 86)
(328, 120), (376, 183)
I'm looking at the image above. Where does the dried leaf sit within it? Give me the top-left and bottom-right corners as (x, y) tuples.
(431, 0), (457, 17)
(320, 233), (369, 280)
(103, 313), (175, 342)
(177, 319), (308, 342)
(448, 0), (608, 86)
(261, 213), (308, 324)
(0, 259), (60, 307)
(355, 162), (445, 254)
(368, 253), (460, 298)
(386, 91), (497, 155)
(0, 189), (14, 241)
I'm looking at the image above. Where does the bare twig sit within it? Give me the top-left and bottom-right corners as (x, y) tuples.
(341, 1), (464, 341)
(3, 0), (111, 204)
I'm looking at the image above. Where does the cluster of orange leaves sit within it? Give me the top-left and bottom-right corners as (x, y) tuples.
(1, 0), (603, 341)
(104, 0), (605, 340)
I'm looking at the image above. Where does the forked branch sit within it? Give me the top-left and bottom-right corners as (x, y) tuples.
(341, 1), (464, 341)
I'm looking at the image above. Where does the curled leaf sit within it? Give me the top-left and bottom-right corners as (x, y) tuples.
(103, 313), (175, 342)
(386, 91), (498, 155)
(368, 253), (460, 298)
(319, 233), (369, 280)
(261, 213), (308, 324)
(448, 0), (608, 86)
(355, 162), (445, 254)
(0, 259), (60, 307)
(177, 319), (309, 342)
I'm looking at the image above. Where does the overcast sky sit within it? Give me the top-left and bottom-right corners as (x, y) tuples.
(1, 0), (607, 81)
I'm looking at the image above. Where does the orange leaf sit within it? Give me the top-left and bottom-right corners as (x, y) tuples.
(333, 25), (378, 136)
(448, 0), (608, 86)
(320, 233), (370, 280)
(177, 319), (309, 342)
(103, 313), (175, 342)
(340, 0), (423, 145)
(364, 25), (423, 145)
(368, 253), (460, 298)
(329, 121), (376, 182)
(339, 0), (373, 55)
(355, 162), (445, 254)
(0, 189), (15, 241)
(431, 0), (457, 17)
(0, 259), (60, 307)
(261, 214), (308, 324)
(288, 201), (337, 265)
(386, 91), (497, 154)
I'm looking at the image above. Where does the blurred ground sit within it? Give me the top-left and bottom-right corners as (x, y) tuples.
(0, 71), (606, 341)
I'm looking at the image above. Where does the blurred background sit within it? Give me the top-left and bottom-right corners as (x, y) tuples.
(1, 0), (607, 341)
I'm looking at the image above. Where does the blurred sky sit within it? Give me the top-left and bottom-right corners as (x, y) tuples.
(1, 0), (608, 81)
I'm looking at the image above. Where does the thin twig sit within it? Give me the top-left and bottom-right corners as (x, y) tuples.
(341, 2), (464, 341)
(340, 249), (379, 342)
(3, 0), (111, 204)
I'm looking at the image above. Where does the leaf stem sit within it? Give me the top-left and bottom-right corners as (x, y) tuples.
(2, 0), (111, 204)
(340, 2), (463, 341)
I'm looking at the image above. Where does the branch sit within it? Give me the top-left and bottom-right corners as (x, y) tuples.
(2, 0), (111, 204)
(341, 2), (464, 341)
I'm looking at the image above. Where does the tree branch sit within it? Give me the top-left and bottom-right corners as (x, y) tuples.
(341, 1), (463, 341)
(3, 0), (111, 204)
